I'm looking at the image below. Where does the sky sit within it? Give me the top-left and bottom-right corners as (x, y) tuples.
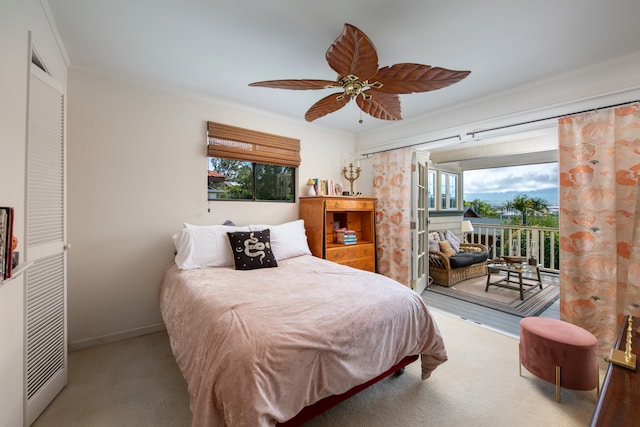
(463, 162), (558, 195)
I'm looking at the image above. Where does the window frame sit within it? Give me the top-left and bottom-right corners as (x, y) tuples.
(428, 168), (461, 211)
(427, 169), (436, 209)
(206, 122), (300, 203)
(208, 158), (296, 202)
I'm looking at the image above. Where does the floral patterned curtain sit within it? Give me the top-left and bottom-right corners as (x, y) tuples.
(558, 103), (640, 354)
(372, 147), (413, 286)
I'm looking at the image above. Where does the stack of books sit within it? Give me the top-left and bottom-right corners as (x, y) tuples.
(0, 207), (14, 280)
(310, 178), (339, 196)
(336, 228), (357, 245)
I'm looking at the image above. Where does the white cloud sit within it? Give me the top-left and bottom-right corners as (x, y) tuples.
(463, 163), (558, 194)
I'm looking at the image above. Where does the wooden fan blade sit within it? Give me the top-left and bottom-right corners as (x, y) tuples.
(370, 64), (470, 94)
(326, 23), (379, 81)
(356, 91), (401, 121)
(249, 79), (338, 90)
(305, 92), (351, 122)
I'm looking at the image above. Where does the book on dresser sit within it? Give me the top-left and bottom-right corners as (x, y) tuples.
(299, 196), (376, 272)
(335, 228), (357, 244)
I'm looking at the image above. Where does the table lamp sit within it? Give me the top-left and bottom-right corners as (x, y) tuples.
(461, 220), (474, 243)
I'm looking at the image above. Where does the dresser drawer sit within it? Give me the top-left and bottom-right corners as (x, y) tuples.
(326, 243), (374, 262)
(340, 257), (376, 272)
(326, 199), (375, 211)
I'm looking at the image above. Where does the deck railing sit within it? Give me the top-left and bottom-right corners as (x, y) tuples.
(466, 223), (560, 274)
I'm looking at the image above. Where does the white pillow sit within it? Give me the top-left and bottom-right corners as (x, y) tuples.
(248, 219), (311, 261)
(444, 230), (461, 253)
(173, 224), (250, 269)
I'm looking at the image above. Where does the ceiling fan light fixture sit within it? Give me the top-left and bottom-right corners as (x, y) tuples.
(249, 23), (470, 123)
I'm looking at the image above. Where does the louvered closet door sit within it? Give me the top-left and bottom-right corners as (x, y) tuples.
(25, 65), (66, 426)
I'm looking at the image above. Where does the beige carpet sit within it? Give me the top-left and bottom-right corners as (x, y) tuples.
(33, 310), (599, 427)
(427, 273), (559, 317)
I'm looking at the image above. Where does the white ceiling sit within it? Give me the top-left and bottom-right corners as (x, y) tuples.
(46, 0), (640, 136)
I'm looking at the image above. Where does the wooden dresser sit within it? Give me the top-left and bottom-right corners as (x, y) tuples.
(299, 196), (376, 272)
(590, 315), (639, 426)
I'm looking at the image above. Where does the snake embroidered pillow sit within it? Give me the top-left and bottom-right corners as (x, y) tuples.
(226, 229), (278, 270)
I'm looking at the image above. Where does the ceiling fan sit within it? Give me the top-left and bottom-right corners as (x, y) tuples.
(249, 23), (470, 122)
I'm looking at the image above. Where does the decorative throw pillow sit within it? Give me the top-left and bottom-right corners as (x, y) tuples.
(439, 240), (456, 257)
(429, 238), (440, 253)
(445, 230), (461, 253)
(428, 231), (441, 242)
(227, 229), (278, 270)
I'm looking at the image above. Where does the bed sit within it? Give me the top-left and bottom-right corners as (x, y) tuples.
(160, 220), (447, 426)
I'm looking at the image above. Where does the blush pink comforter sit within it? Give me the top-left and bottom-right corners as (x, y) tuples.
(159, 255), (447, 426)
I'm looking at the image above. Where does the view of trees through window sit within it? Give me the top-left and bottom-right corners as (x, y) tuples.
(464, 194), (557, 228)
(463, 163), (559, 228)
(463, 163), (560, 268)
(208, 158), (295, 201)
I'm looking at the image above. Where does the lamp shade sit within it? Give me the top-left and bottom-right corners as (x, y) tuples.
(461, 220), (474, 233)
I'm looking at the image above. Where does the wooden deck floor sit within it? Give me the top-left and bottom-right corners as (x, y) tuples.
(421, 272), (560, 338)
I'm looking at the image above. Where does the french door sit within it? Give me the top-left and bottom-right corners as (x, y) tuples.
(411, 151), (429, 294)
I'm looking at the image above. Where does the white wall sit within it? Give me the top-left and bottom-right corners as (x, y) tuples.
(0, 1), (68, 425)
(355, 51), (640, 154)
(66, 69), (355, 347)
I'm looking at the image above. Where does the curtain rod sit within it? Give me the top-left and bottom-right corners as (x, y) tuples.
(361, 99), (639, 157)
(361, 134), (461, 157)
(467, 99), (640, 138)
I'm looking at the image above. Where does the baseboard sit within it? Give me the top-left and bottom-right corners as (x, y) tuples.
(68, 322), (166, 352)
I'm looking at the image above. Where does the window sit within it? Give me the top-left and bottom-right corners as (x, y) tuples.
(440, 172), (458, 209)
(428, 169), (460, 210)
(427, 170), (436, 209)
(446, 173), (458, 209)
(207, 122), (300, 202)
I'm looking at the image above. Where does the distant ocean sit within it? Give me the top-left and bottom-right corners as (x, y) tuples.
(463, 188), (559, 207)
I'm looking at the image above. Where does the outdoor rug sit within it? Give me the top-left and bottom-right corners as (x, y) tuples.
(425, 272), (559, 317)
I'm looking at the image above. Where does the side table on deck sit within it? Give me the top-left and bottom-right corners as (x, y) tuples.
(485, 261), (542, 300)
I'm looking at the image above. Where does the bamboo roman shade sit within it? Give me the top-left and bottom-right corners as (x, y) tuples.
(207, 121), (301, 167)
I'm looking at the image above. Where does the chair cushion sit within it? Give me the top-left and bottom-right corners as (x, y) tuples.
(449, 251), (488, 269)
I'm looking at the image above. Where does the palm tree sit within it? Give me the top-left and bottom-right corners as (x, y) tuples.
(503, 194), (549, 225)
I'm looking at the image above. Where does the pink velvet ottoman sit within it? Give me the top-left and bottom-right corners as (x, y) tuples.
(519, 317), (599, 402)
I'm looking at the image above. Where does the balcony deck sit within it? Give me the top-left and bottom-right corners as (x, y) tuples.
(422, 271), (559, 338)
(424, 222), (561, 337)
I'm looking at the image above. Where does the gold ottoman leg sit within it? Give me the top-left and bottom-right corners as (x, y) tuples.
(519, 348), (522, 376)
(556, 365), (561, 403)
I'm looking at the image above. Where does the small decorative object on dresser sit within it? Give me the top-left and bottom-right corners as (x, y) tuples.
(306, 178), (316, 196)
(342, 162), (361, 195)
(300, 196), (376, 272)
